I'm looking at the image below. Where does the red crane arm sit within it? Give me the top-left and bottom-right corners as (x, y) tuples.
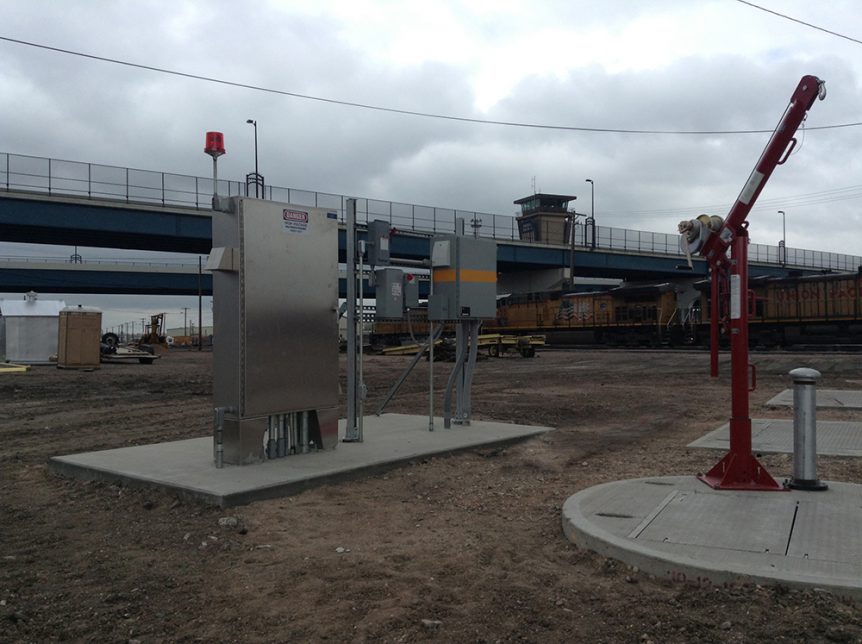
(699, 75), (825, 264)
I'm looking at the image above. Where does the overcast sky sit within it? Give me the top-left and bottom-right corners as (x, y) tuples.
(1, 0), (861, 330)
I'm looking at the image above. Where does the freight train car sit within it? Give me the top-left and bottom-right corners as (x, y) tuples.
(372, 270), (862, 348)
(747, 272), (862, 346)
(489, 270), (862, 347)
(488, 281), (701, 346)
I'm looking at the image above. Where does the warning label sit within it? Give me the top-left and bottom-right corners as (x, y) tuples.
(391, 282), (402, 298)
(282, 209), (309, 234)
(730, 274), (741, 319)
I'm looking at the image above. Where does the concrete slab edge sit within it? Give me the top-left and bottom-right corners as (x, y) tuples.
(561, 477), (862, 601)
(48, 456), (223, 507)
(49, 431), (548, 509)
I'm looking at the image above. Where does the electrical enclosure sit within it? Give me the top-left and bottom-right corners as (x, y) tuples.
(374, 267), (405, 319)
(208, 197), (339, 464)
(366, 219), (391, 267)
(403, 273), (419, 309)
(429, 235), (497, 321)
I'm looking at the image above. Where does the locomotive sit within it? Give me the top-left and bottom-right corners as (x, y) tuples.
(488, 270), (862, 347)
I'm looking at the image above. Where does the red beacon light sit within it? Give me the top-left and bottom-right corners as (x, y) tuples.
(405, 273), (414, 282)
(204, 131), (226, 158)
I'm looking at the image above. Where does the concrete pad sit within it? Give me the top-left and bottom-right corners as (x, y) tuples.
(49, 413), (552, 507)
(563, 476), (862, 598)
(767, 388), (862, 408)
(688, 419), (862, 457)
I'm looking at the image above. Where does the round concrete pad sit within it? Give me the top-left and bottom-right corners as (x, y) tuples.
(562, 475), (862, 598)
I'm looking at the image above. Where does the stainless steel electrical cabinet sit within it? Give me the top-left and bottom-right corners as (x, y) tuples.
(208, 197), (340, 465)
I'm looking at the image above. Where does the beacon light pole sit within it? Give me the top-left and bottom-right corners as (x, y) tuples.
(204, 131), (226, 208)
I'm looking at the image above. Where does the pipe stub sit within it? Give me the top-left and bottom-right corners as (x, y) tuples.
(789, 367), (821, 383)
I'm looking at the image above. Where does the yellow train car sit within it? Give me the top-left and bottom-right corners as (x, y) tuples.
(490, 283), (691, 346)
(748, 272), (862, 345)
(373, 271), (862, 348)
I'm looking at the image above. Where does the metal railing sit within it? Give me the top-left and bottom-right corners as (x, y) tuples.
(0, 254), (198, 268)
(2, 152), (860, 272)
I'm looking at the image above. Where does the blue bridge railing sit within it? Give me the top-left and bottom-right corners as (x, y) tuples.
(2, 152), (860, 272)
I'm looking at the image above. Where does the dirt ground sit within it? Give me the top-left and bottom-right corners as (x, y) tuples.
(2, 348), (861, 643)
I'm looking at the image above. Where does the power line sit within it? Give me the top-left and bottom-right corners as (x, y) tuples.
(603, 183), (862, 217)
(1, 34), (861, 136)
(735, 0), (862, 46)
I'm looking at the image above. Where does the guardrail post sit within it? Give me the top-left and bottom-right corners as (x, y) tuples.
(788, 367), (827, 491)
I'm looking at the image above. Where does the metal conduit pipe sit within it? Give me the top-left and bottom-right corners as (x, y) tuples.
(301, 411), (310, 453)
(460, 321), (481, 425)
(289, 413), (298, 454)
(376, 326), (443, 416)
(213, 405), (235, 469)
(277, 414), (286, 457)
(455, 324), (466, 423)
(267, 416), (277, 458)
(443, 324), (469, 429)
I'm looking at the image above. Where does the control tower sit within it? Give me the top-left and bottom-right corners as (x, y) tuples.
(514, 193), (576, 245)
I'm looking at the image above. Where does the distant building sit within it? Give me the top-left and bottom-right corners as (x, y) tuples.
(514, 193), (576, 245)
(0, 291), (66, 364)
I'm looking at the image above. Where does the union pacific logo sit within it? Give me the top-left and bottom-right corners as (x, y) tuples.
(283, 209), (308, 222)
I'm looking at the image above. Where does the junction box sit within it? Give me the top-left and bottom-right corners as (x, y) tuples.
(208, 197), (340, 465)
(374, 268), (419, 319)
(429, 234), (497, 321)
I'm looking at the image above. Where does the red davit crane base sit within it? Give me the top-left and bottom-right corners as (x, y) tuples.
(680, 75), (825, 491)
(698, 229), (783, 490)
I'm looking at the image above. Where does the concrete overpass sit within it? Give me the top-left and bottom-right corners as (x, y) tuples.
(0, 260), (438, 299)
(2, 152), (860, 296)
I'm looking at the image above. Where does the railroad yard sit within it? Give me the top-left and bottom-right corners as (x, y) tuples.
(2, 349), (861, 642)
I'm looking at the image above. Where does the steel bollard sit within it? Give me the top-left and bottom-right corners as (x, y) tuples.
(787, 368), (828, 491)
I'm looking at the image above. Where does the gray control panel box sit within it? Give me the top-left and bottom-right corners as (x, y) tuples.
(428, 235), (497, 321)
(403, 273), (419, 309)
(366, 219), (391, 267)
(374, 267), (405, 319)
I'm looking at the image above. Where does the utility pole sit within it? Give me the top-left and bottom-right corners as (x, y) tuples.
(182, 307), (189, 335)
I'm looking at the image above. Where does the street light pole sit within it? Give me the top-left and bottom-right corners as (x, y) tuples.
(585, 178), (595, 249)
(778, 210), (786, 265)
(246, 119), (259, 198)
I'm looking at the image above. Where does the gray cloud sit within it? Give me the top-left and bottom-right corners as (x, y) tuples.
(1, 0), (860, 295)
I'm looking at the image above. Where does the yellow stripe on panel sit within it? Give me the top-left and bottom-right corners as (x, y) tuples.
(433, 269), (496, 283)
